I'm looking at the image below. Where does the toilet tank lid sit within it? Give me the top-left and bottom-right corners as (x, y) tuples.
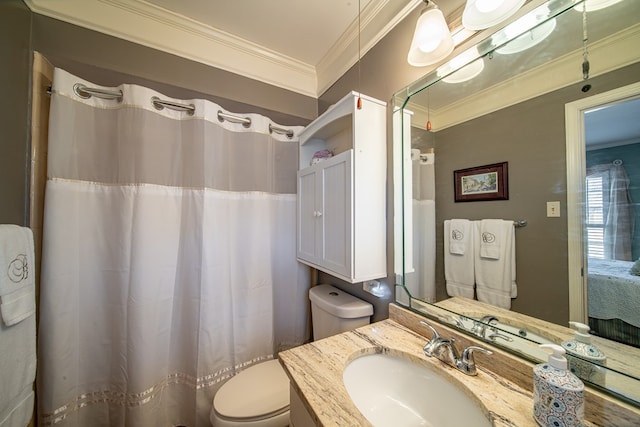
(309, 284), (373, 318)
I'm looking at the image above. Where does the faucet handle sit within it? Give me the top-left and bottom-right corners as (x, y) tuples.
(479, 315), (499, 325)
(419, 320), (440, 340)
(488, 332), (514, 342)
(420, 321), (443, 356)
(458, 345), (493, 375)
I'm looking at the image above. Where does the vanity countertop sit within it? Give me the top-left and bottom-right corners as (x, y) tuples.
(279, 318), (569, 427)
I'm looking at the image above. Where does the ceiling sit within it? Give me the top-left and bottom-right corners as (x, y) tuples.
(144, 0), (377, 66)
(26, 0), (468, 97)
(585, 97), (640, 149)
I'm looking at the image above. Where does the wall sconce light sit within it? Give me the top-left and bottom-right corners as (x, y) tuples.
(407, 1), (454, 67)
(462, 0), (526, 30)
(496, 5), (556, 55)
(438, 47), (485, 83)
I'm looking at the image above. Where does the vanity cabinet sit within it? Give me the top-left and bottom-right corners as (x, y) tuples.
(297, 91), (386, 283)
(289, 385), (315, 427)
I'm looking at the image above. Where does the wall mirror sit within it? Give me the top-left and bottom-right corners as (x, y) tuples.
(393, 0), (640, 405)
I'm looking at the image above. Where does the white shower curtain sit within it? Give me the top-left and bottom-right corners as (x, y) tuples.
(406, 151), (436, 302)
(38, 69), (309, 426)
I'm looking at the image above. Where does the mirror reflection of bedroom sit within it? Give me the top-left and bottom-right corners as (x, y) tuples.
(585, 96), (640, 349)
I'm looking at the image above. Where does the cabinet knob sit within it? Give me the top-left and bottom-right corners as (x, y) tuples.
(313, 211), (323, 217)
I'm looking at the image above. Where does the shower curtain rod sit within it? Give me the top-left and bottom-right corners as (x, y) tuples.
(49, 83), (297, 138)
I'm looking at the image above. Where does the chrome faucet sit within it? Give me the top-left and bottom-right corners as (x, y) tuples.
(471, 315), (499, 338)
(420, 320), (492, 376)
(458, 345), (493, 375)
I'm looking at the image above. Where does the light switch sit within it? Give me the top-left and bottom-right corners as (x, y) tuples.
(547, 201), (561, 217)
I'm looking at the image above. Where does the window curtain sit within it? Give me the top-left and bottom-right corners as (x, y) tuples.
(586, 162), (634, 261)
(38, 68), (309, 426)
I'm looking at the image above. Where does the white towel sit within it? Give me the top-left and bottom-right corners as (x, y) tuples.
(0, 226), (35, 327)
(0, 225), (36, 426)
(0, 387), (34, 427)
(449, 219), (472, 255)
(474, 220), (517, 309)
(444, 220), (475, 299)
(0, 286), (35, 327)
(479, 219), (503, 259)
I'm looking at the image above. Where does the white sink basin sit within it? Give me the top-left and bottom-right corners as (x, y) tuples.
(343, 353), (492, 427)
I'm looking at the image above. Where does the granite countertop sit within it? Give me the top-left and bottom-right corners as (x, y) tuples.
(279, 318), (546, 427)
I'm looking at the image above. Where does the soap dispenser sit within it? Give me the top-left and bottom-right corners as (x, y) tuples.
(533, 344), (584, 427)
(561, 322), (606, 383)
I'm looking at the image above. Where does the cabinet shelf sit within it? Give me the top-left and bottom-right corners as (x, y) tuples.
(296, 91), (387, 283)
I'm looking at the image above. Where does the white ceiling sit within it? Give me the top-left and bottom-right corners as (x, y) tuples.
(145, 0), (374, 66)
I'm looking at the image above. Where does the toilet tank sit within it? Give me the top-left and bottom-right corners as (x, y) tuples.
(309, 284), (373, 340)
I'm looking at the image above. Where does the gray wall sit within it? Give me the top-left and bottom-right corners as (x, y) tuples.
(0, 0), (32, 225)
(315, 6), (430, 321)
(318, 4), (640, 324)
(433, 63), (640, 325)
(1, 1), (317, 228)
(10, 1), (637, 325)
(30, 15), (316, 126)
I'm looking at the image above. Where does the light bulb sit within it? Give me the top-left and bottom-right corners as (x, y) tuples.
(462, 0), (525, 30)
(407, 5), (454, 67)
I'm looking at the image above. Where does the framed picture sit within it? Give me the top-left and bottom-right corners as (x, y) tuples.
(454, 162), (509, 202)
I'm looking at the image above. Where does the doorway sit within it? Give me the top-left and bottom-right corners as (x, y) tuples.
(565, 82), (640, 327)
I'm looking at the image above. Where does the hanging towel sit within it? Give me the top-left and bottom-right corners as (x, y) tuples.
(0, 225), (35, 326)
(444, 220), (475, 299)
(0, 225), (36, 427)
(449, 219), (472, 255)
(474, 220), (517, 309)
(479, 219), (503, 259)
(0, 387), (34, 427)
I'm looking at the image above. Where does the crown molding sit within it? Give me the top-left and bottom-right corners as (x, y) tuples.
(24, 0), (421, 99)
(316, 0), (423, 96)
(25, 0), (317, 96)
(407, 24), (640, 130)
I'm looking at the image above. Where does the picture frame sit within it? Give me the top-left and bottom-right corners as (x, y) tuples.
(454, 162), (509, 202)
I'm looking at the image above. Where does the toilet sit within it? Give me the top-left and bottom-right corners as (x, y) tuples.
(210, 284), (373, 426)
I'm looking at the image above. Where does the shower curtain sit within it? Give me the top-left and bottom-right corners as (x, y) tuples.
(38, 69), (309, 426)
(406, 150), (436, 302)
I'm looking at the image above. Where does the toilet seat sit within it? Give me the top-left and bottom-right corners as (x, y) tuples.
(213, 359), (289, 422)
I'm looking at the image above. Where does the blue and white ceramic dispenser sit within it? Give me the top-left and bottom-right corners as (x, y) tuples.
(561, 322), (606, 384)
(533, 344), (585, 427)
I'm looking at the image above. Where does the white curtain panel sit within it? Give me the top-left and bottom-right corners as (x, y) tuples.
(38, 69), (309, 426)
(587, 162), (634, 261)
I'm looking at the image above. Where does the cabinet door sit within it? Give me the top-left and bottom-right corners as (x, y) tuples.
(319, 151), (352, 277)
(297, 167), (319, 262)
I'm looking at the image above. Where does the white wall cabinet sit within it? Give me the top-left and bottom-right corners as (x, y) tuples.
(297, 91), (386, 283)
